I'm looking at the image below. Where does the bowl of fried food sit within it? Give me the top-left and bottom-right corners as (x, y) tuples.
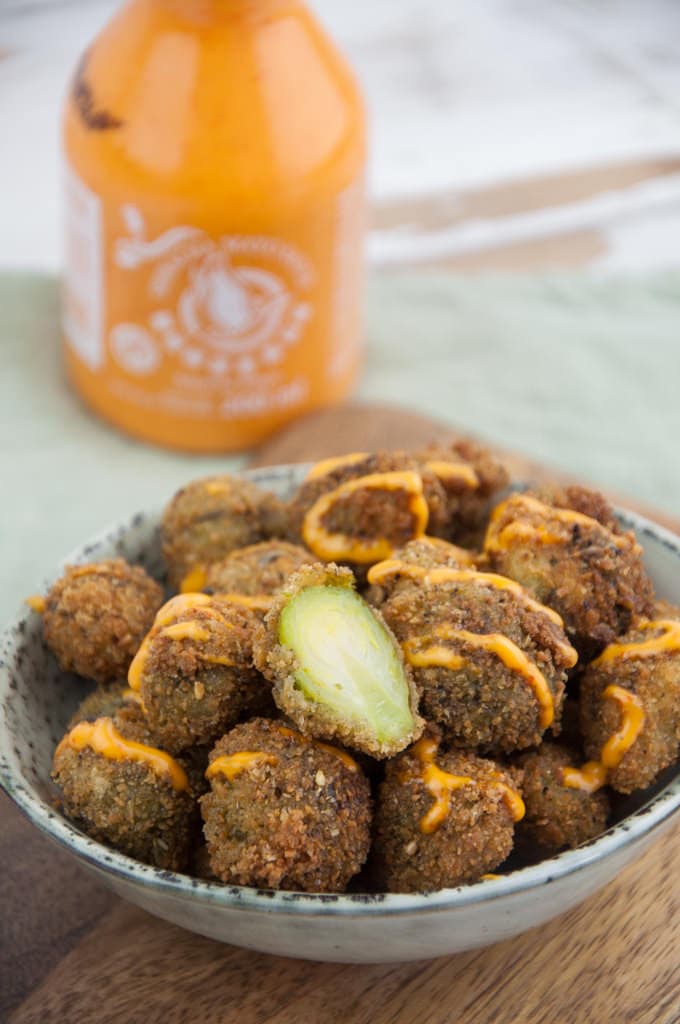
(1, 443), (679, 963)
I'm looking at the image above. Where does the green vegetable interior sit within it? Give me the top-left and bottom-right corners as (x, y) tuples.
(278, 585), (415, 744)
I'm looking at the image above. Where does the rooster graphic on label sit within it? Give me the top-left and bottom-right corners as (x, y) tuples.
(111, 205), (313, 376)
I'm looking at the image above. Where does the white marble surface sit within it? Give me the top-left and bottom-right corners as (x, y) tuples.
(3, 0), (680, 272)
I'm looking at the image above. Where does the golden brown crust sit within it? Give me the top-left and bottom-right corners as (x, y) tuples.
(137, 600), (272, 754)
(43, 559), (163, 685)
(484, 488), (655, 658)
(579, 622), (680, 794)
(200, 718), (372, 892)
(513, 742), (610, 855)
(372, 731), (518, 892)
(380, 575), (574, 754)
(204, 540), (315, 596)
(286, 452), (449, 553)
(364, 537), (477, 607)
(161, 475), (286, 587)
(415, 438), (509, 544)
(52, 712), (196, 870)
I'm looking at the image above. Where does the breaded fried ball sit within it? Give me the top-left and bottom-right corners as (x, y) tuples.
(52, 713), (196, 870)
(579, 617), (680, 794)
(364, 535), (477, 607)
(68, 680), (142, 729)
(286, 452), (449, 564)
(200, 718), (372, 892)
(415, 438), (509, 544)
(128, 594), (271, 754)
(484, 487), (654, 657)
(373, 729), (523, 892)
(377, 564), (576, 755)
(254, 562), (423, 759)
(514, 742), (610, 855)
(204, 541), (315, 601)
(161, 475), (286, 589)
(43, 559), (163, 685)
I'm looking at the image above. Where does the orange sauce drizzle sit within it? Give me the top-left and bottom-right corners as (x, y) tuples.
(206, 751), (278, 781)
(56, 717), (188, 791)
(274, 724), (359, 772)
(367, 561), (575, 663)
(305, 452), (369, 480)
(486, 494), (636, 553)
(425, 460), (480, 489)
(302, 471), (429, 563)
(592, 619), (680, 666)
(410, 735), (473, 834)
(160, 621), (212, 643)
(600, 685), (645, 768)
(480, 874), (502, 881)
(25, 595), (46, 614)
(128, 594), (236, 691)
(404, 644), (466, 672)
(561, 685), (645, 793)
(154, 592), (213, 627)
(403, 625), (555, 728)
(68, 563), (130, 579)
(561, 761), (607, 795)
(490, 770), (526, 821)
(121, 687), (142, 704)
(180, 565), (208, 593)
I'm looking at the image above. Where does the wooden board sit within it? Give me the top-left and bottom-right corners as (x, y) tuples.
(4, 404), (680, 1024)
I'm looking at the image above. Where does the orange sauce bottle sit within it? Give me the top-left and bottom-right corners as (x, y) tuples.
(62, 0), (365, 452)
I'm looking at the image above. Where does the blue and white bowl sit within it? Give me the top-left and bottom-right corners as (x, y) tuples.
(1, 464), (679, 963)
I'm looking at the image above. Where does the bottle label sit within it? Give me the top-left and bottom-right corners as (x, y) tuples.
(63, 164), (363, 431)
(63, 163), (104, 369)
(110, 204), (315, 390)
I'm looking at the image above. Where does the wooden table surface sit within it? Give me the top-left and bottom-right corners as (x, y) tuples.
(2, 403), (679, 1023)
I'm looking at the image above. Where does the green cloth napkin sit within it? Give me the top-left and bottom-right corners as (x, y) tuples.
(1, 271), (678, 622)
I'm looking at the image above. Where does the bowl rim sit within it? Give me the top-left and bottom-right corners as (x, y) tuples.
(1, 466), (679, 918)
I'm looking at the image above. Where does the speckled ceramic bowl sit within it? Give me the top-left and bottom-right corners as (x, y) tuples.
(1, 465), (679, 963)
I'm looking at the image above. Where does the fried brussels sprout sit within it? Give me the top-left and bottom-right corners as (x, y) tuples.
(43, 559), (163, 685)
(200, 718), (372, 892)
(254, 563), (423, 758)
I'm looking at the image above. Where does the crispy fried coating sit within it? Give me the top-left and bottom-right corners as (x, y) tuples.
(52, 713), (196, 870)
(131, 597), (271, 754)
(364, 536), (477, 607)
(415, 438), (509, 544)
(43, 559), (163, 685)
(112, 702), (211, 799)
(579, 619), (680, 794)
(200, 718), (372, 892)
(514, 742), (610, 855)
(379, 572), (575, 754)
(286, 452), (449, 560)
(253, 563), (423, 759)
(68, 680), (141, 729)
(204, 540), (315, 597)
(161, 475), (286, 588)
(373, 729), (519, 891)
(484, 487), (654, 657)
